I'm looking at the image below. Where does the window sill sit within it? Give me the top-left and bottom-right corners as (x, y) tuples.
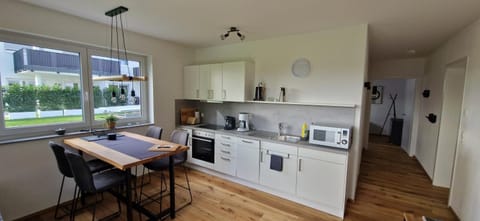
(0, 123), (153, 145)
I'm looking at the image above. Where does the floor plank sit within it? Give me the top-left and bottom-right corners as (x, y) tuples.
(23, 135), (457, 221)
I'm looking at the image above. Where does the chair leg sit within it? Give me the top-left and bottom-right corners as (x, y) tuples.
(91, 194), (97, 221)
(70, 186), (79, 221)
(183, 165), (193, 204)
(54, 176), (66, 219)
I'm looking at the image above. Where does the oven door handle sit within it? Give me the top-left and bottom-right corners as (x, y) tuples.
(192, 137), (213, 143)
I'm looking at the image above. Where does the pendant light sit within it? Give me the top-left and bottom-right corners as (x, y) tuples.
(95, 6), (146, 85)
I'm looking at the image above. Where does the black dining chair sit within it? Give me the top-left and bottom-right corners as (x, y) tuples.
(143, 126), (163, 183)
(138, 129), (192, 211)
(49, 141), (113, 219)
(65, 150), (126, 221)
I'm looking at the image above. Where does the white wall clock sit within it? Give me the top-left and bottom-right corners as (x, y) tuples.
(291, 58), (311, 78)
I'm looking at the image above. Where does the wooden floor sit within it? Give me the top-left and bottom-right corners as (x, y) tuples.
(344, 135), (457, 221)
(26, 136), (457, 221)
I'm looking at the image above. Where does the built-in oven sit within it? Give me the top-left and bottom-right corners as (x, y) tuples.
(191, 130), (215, 168)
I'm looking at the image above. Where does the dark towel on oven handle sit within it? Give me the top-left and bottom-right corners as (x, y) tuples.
(270, 154), (283, 172)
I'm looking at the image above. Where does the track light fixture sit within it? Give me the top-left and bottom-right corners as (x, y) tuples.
(220, 27), (245, 41)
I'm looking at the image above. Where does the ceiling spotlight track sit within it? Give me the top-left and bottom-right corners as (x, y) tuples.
(220, 27), (245, 41)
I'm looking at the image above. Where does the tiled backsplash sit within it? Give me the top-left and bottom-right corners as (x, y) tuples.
(176, 100), (355, 136)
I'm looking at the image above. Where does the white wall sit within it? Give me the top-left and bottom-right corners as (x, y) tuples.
(433, 66), (465, 187)
(418, 19), (480, 221)
(402, 79), (416, 154)
(0, 1), (194, 220)
(194, 25), (369, 200)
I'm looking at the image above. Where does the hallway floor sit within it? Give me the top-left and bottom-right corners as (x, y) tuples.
(345, 135), (458, 220)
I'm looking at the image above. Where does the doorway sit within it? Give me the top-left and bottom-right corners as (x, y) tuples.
(432, 59), (467, 188)
(368, 79), (417, 154)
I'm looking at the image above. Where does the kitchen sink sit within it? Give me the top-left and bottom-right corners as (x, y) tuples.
(275, 135), (301, 143)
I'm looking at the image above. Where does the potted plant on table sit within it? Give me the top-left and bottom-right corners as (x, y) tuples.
(104, 114), (119, 130)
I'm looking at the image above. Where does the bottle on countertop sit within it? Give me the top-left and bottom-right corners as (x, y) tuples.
(301, 123), (308, 140)
(279, 87), (286, 102)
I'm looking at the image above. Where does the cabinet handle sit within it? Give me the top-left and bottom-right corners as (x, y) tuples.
(299, 158), (302, 172)
(222, 89), (226, 99)
(221, 136), (231, 140)
(208, 89), (213, 99)
(221, 156), (231, 161)
(221, 143), (231, 147)
(260, 150), (264, 163)
(241, 140), (253, 144)
(196, 89), (199, 98)
(266, 150), (290, 159)
(221, 150), (231, 154)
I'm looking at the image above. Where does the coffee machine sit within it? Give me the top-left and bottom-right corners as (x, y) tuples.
(224, 116), (236, 130)
(237, 113), (250, 132)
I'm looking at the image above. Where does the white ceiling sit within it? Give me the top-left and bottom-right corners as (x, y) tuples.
(21, 0), (480, 61)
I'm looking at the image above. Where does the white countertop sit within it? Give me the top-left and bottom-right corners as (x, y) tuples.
(178, 124), (350, 155)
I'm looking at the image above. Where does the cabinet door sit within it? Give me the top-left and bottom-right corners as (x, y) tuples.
(210, 64), (223, 100)
(236, 139), (260, 183)
(222, 62), (245, 101)
(198, 64), (211, 99)
(183, 66), (199, 99)
(259, 149), (297, 195)
(297, 157), (346, 208)
(185, 129), (193, 163)
(214, 154), (236, 176)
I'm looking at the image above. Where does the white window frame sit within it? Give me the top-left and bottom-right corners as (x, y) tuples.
(86, 48), (149, 128)
(0, 30), (151, 141)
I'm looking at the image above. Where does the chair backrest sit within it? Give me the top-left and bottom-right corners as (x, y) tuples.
(64, 151), (96, 193)
(170, 129), (189, 162)
(49, 141), (74, 178)
(146, 126), (163, 139)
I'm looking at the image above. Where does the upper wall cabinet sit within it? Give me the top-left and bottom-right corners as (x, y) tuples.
(183, 65), (200, 99)
(183, 61), (254, 101)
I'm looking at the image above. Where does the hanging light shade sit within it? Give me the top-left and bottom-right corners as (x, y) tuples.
(93, 6), (147, 82)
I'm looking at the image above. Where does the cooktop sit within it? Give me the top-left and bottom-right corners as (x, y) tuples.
(197, 124), (224, 130)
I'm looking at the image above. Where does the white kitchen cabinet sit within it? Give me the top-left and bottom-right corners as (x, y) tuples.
(183, 61), (253, 101)
(236, 138), (260, 183)
(198, 64), (211, 99)
(259, 141), (298, 195)
(183, 65), (199, 99)
(296, 148), (347, 215)
(185, 128), (193, 163)
(210, 64), (223, 100)
(214, 134), (237, 176)
(222, 61), (254, 102)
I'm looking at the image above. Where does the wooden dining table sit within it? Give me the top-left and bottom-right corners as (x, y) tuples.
(64, 131), (188, 221)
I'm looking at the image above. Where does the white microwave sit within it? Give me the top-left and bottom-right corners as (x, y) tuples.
(309, 124), (352, 149)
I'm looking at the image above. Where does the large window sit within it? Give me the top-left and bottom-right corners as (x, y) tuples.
(90, 55), (143, 121)
(0, 42), (84, 128)
(0, 31), (149, 140)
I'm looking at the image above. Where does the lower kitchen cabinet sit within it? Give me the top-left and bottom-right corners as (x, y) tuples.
(296, 148), (347, 213)
(259, 141), (298, 195)
(214, 154), (236, 175)
(214, 134), (237, 176)
(236, 138), (260, 183)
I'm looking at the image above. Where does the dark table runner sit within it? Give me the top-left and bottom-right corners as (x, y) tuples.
(94, 135), (165, 159)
